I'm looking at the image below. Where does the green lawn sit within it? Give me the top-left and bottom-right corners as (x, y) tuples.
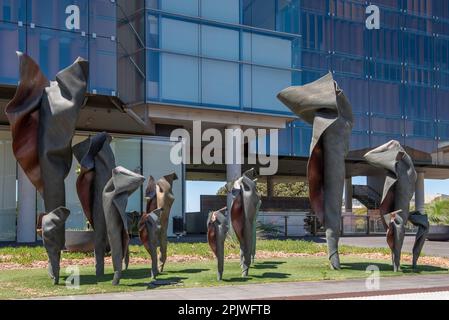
(0, 240), (447, 299)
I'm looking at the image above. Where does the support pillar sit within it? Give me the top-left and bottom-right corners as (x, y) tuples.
(415, 171), (425, 213)
(344, 177), (353, 213)
(226, 125), (242, 217)
(17, 166), (36, 243)
(267, 176), (274, 198)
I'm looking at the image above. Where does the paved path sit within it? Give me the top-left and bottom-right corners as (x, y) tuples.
(337, 236), (449, 257)
(46, 274), (449, 300)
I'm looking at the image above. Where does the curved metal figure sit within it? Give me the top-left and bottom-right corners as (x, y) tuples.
(229, 168), (261, 277)
(144, 173), (178, 273)
(41, 207), (70, 284)
(364, 140), (429, 271)
(277, 73), (353, 270)
(207, 207), (229, 280)
(5, 52), (89, 284)
(73, 132), (116, 277)
(103, 167), (145, 285)
(138, 208), (162, 279)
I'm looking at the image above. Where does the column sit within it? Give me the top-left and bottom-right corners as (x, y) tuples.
(344, 177), (353, 213)
(415, 171), (425, 213)
(226, 125), (242, 216)
(267, 176), (274, 198)
(17, 166), (36, 243)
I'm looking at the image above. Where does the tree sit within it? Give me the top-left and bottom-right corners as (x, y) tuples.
(217, 181), (309, 198)
(425, 199), (449, 225)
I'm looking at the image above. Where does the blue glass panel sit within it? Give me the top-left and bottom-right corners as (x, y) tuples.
(370, 81), (402, 116)
(0, 0), (25, 22)
(161, 18), (199, 55)
(277, 125), (292, 156)
(146, 14), (159, 48)
(437, 88), (449, 121)
(243, 0), (275, 30)
(333, 20), (365, 56)
(371, 30), (402, 63)
(201, 59), (239, 107)
(292, 123), (312, 157)
(349, 132), (370, 157)
(27, 0), (88, 33)
(89, 0), (116, 37)
(277, 0), (300, 34)
(27, 27), (88, 80)
(252, 66), (292, 113)
(161, 53), (199, 103)
(201, 25), (239, 60)
(201, 0), (239, 23)
(371, 133), (404, 150)
(147, 50), (160, 100)
(0, 22), (25, 85)
(241, 64), (252, 109)
(89, 36), (116, 95)
(404, 86), (435, 120)
(249, 33), (292, 68)
(161, 0), (199, 16)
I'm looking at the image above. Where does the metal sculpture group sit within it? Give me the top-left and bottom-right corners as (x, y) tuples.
(4, 53), (429, 285)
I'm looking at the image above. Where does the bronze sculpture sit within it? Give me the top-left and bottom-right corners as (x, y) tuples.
(5, 52), (89, 284)
(143, 173), (178, 273)
(138, 208), (162, 279)
(73, 132), (116, 277)
(229, 168), (261, 277)
(207, 207), (229, 281)
(277, 72), (353, 270)
(364, 140), (429, 271)
(103, 166), (145, 285)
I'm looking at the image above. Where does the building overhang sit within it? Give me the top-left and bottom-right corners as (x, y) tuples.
(146, 102), (296, 130)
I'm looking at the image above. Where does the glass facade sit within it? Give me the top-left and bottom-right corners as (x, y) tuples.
(0, 0), (117, 94)
(0, 0), (449, 166)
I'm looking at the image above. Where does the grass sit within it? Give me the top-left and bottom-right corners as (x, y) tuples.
(0, 256), (448, 299)
(0, 240), (392, 265)
(0, 240), (446, 299)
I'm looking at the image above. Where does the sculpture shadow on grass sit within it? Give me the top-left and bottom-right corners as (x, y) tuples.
(252, 261), (286, 270)
(165, 268), (210, 274)
(74, 268), (155, 285)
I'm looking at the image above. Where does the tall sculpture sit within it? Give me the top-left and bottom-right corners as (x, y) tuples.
(277, 72), (354, 270)
(138, 208), (162, 279)
(229, 168), (261, 277)
(73, 132), (116, 277)
(364, 140), (429, 271)
(5, 52), (89, 284)
(207, 207), (229, 281)
(144, 173), (178, 272)
(103, 166), (145, 285)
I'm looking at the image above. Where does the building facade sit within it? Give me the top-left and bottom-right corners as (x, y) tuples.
(1, 0), (449, 242)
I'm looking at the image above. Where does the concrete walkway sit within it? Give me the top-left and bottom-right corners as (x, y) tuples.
(46, 274), (449, 300)
(338, 236), (449, 258)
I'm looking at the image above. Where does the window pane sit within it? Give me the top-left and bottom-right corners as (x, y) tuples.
(201, 59), (239, 107)
(201, 25), (239, 60)
(89, 0), (116, 37)
(27, 27), (88, 80)
(243, 0), (275, 30)
(250, 33), (292, 68)
(89, 36), (116, 95)
(0, 131), (16, 241)
(0, 0), (26, 22)
(27, 0), (88, 32)
(0, 22), (25, 85)
(110, 138), (142, 213)
(142, 138), (184, 237)
(161, 0), (199, 16)
(161, 53), (199, 103)
(161, 18), (199, 55)
(201, 0), (239, 23)
(252, 66), (292, 113)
